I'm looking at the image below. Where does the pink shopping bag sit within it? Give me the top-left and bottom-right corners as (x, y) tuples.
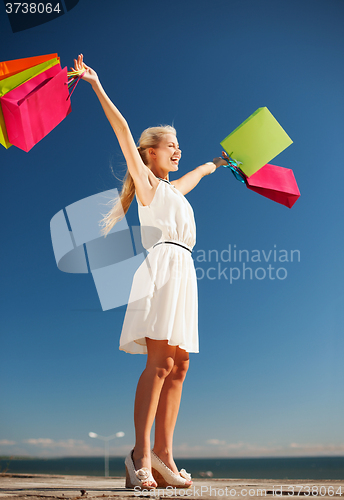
(246, 163), (300, 208)
(0, 63), (71, 152)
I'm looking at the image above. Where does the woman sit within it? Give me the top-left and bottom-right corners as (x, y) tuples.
(73, 54), (227, 490)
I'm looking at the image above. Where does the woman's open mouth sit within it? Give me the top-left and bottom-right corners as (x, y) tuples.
(171, 157), (180, 165)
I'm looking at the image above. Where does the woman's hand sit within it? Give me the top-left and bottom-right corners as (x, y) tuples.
(212, 151), (230, 168)
(73, 53), (99, 86)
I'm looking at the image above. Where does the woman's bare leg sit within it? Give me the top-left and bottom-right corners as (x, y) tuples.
(132, 339), (177, 475)
(153, 347), (189, 473)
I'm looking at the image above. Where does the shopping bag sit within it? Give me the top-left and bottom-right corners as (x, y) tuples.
(1, 63), (71, 152)
(245, 163), (300, 208)
(0, 57), (59, 148)
(220, 107), (293, 177)
(0, 54), (58, 81)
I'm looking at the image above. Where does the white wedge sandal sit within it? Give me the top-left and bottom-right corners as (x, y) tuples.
(151, 450), (192, 488)
(125, 450), (157, 490)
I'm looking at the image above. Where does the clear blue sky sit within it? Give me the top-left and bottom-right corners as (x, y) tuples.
(1, 0), (344, 459)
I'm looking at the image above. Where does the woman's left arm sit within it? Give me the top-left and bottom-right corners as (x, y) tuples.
(172, 154), (228, 195)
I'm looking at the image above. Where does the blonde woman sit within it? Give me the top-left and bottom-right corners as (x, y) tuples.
(73, 54), (227, 490)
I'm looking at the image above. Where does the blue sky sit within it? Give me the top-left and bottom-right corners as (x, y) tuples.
(1, 0), (344, 460)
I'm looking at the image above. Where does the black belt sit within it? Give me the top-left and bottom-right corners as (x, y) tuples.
(153, 241), (192, 254)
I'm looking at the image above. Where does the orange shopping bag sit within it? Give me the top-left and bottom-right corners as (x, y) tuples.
(0, 54), (59, 81)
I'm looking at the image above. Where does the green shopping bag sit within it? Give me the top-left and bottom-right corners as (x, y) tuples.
(220, 107), (293, 177)
(0, 57), (59, 149)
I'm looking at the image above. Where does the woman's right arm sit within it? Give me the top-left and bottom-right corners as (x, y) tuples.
(74, 55), (154, 193)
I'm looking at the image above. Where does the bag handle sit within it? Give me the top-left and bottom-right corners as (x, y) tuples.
(66, 67), (86, 99)
(222, 152), (247, 183)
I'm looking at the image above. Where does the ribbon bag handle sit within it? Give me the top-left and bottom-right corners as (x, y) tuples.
(66, 67), (86, 100)
(222, 152), (247, 183)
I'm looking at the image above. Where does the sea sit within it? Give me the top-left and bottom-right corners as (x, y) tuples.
(1, 456), (344, 480)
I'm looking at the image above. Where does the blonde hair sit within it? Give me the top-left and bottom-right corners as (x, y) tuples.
(101, 125), (176, 236)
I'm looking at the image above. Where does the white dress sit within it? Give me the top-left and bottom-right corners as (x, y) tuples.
(119, 179), (198, 354)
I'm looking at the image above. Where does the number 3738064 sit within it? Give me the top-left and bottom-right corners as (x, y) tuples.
(5, 3), (62, 14)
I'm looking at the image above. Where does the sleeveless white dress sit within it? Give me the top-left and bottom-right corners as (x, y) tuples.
(119, 179), (198, 354)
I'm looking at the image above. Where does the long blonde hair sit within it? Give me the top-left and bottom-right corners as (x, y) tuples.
(100, 125), (176, 236)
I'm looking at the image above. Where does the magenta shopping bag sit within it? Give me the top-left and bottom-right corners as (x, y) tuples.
(0, 63), (71, 152)
(246, 163), (300, 208)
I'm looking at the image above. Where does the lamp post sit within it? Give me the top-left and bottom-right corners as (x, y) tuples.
(89, 431), (125, 477)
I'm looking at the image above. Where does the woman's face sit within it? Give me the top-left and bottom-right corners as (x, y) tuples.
(150, 133), (181, 173)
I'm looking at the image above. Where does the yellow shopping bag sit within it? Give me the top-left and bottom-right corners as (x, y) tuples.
(220, 107), (293, 177)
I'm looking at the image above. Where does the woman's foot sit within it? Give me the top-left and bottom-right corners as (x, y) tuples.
(125, 449), (157, 490)
(152, 448), (179, 474)
(151, 450), (192, 488)
(132, 449), (152, 473)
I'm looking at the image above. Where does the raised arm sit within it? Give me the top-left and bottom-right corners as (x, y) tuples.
(74, 55), (154, 194)
(171, 154), (229, 195)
